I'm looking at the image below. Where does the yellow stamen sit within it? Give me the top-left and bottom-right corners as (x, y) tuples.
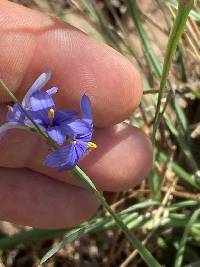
(48, 108), (55, 119)
(87, 141), (97, 149)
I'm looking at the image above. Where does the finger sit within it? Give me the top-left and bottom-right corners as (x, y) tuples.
(0, 0), (142, 127)
(0, 167), (98, 228)
(0, 122), (152, 191)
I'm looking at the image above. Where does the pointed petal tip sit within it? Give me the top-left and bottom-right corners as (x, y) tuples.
(81, 95), (92, 121)
(81, 94), (90, 102)
(44, 69), (52, 81)
(46, 87), (58, 96)
(37, 70), (52, 85)
(22, 70), (53, 107)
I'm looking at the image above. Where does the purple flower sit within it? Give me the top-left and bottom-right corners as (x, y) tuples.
(0, 71), (57, 138)
(7, 71), (55, 123)
(0, 71), (77, 145)
(0, 70), (97, 170)
(28, 107), (78, 145)
(44, 95), (97, 170)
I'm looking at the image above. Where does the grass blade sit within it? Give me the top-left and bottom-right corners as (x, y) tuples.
(72, 166), (162, 267)
(0, 229), (68, 250)
(152, 0), (194, 144)
(166, 0), (200, 21)
(40, 227), (86, 264)
(174, 207), (200, 267)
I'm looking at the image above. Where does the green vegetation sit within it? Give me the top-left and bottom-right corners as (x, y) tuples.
(1, 1), (200, 266)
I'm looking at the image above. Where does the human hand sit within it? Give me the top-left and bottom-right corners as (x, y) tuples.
(0, 0), (152, 228)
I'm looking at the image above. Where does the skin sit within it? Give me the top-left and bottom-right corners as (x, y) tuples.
(0, 0), (152, 228)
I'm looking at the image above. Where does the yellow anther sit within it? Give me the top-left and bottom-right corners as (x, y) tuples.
(87, 141), (97, 149)
(48, 108), (55, 119)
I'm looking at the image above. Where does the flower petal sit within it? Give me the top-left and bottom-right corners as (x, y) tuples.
(46, 87), (58, 96)
(67, 119), (92, 137)
(47, 126), (66, 145)
(22, 71), (51, 107)
(75, 140), (89, 159)
(0, 122), (21, 139)
(29, 90), (55, 112)
(79, 130), (93, 142)
(44, 145), (75, 168)
(81, 95), (92, 122)
(22, 114), (47, 132)
(26, 108), (49, 127)
(44, 141), (88, 170)
(61, 141), (88, 170)
(6, 104), (25, 123)
(54, 110), (78, 124)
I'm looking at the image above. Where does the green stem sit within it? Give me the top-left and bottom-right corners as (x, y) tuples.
(0, 229), (68, 250)
(72, 166), (161, 267)
(126, 0), (162, 78)
(0, 80), (18, 102)
(157, 151), (200, 189)
(126, 0), (198, 173)
(96, 192), (161, 266)
(174, 207), (200, 267)
(152, 0), (194, 144)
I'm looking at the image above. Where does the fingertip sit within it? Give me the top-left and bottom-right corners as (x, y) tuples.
(80, 123), (152, 191)
(33, 28), (143, 126)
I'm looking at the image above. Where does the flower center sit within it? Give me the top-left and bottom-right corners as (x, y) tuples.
(48, 108), (55, 119)
(68, 136), (97, 148)
(48, 108), (55, 126)
(87, 141), (97, 149)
